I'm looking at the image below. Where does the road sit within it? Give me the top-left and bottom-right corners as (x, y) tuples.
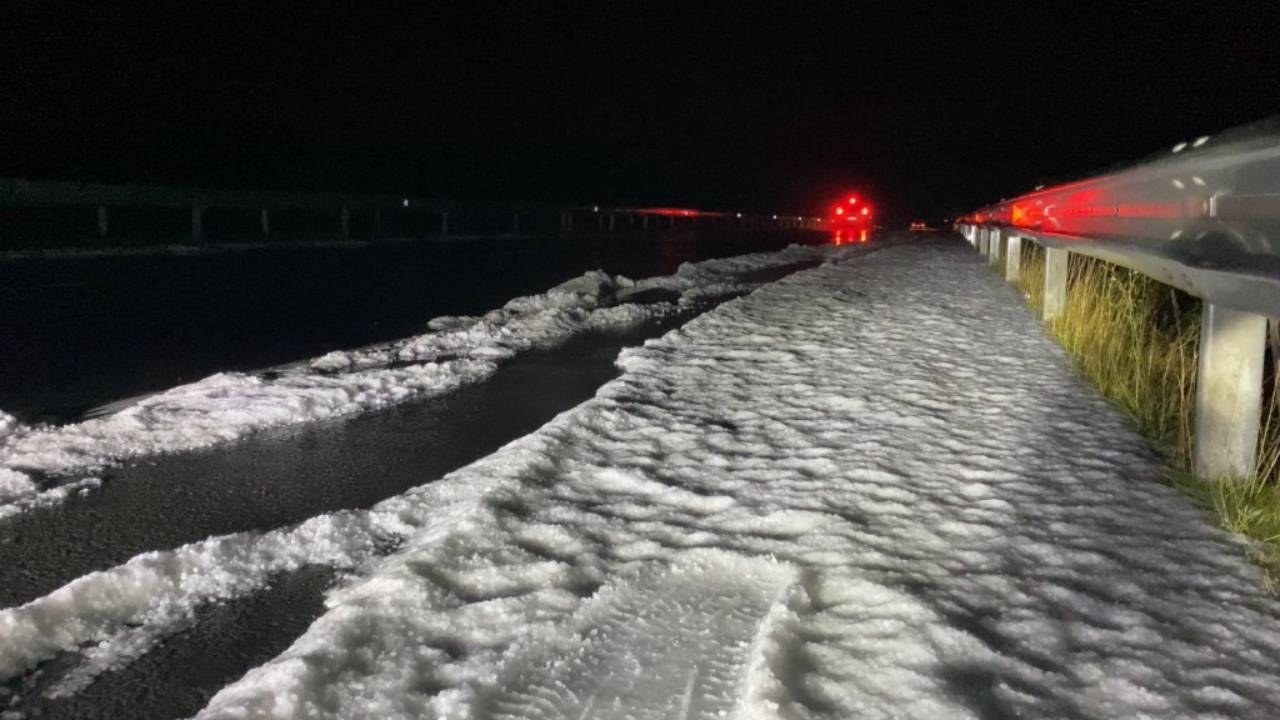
(0, 237), (829, 718)
(4, 233), (1280, 719)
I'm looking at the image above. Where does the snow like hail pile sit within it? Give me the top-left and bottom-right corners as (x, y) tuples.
(3, 239), (1279, 719)
(0, 244), (833, 520)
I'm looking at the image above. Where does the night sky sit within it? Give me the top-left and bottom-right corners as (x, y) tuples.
(2, 1), (1279, 221)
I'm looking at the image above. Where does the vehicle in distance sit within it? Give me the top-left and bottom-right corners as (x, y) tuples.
(831, 194), (873, 228)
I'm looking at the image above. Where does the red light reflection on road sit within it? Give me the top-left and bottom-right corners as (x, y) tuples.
(833, 229), (870, 246)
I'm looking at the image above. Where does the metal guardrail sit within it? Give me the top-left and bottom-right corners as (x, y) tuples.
(0, 177), (825, 243)
(0, 178), (439, 211)
(957, 117), (1280, 317)
(955, 117), (1280, 484)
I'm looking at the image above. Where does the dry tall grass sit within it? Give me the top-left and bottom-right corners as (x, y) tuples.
(1013, 242), (1280, 589)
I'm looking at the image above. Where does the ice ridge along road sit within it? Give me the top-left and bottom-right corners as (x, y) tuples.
(5, 236), (1280, 718)
(0, 244), (830, 520)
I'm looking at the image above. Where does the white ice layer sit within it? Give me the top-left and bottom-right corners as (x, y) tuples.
(7, 239), (1280, 719)
(181, 240), (1277, 719)
(0, 245), (831, 519)
(0, 511), (380, 685)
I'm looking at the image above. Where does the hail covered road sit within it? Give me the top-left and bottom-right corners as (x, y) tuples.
(4, 234), (1280, 719)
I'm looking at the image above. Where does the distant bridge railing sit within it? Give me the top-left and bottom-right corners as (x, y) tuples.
(0, 177), (823, 245)
(955, 117), (1280, 483)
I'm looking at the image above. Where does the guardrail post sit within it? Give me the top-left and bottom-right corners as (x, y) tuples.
(977, 227), (988, 255)
(642, 214), (649, 230)
(97, 206), (109, 237)
(340, 206), (351, 239)
(608, 214), (616, 231)
(260, 209), (270, 238)
(191, 206), (203, 242)
(1194, 305), (1267, 480)
(1005, 234), (1022, 283)
(989, 228), (1003, 267)
(1043, 246), (1069, 321)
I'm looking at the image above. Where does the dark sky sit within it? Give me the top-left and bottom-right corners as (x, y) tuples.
(2, 1), (1278, 220)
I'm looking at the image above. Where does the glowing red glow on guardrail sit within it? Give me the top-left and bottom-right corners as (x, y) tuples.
(956, 139), (1268, 241)
(970, 188), (1192, 233)
(957, 118), (1280, 316)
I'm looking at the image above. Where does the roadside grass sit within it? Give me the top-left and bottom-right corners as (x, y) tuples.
(1011, 242), (1280, 590)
